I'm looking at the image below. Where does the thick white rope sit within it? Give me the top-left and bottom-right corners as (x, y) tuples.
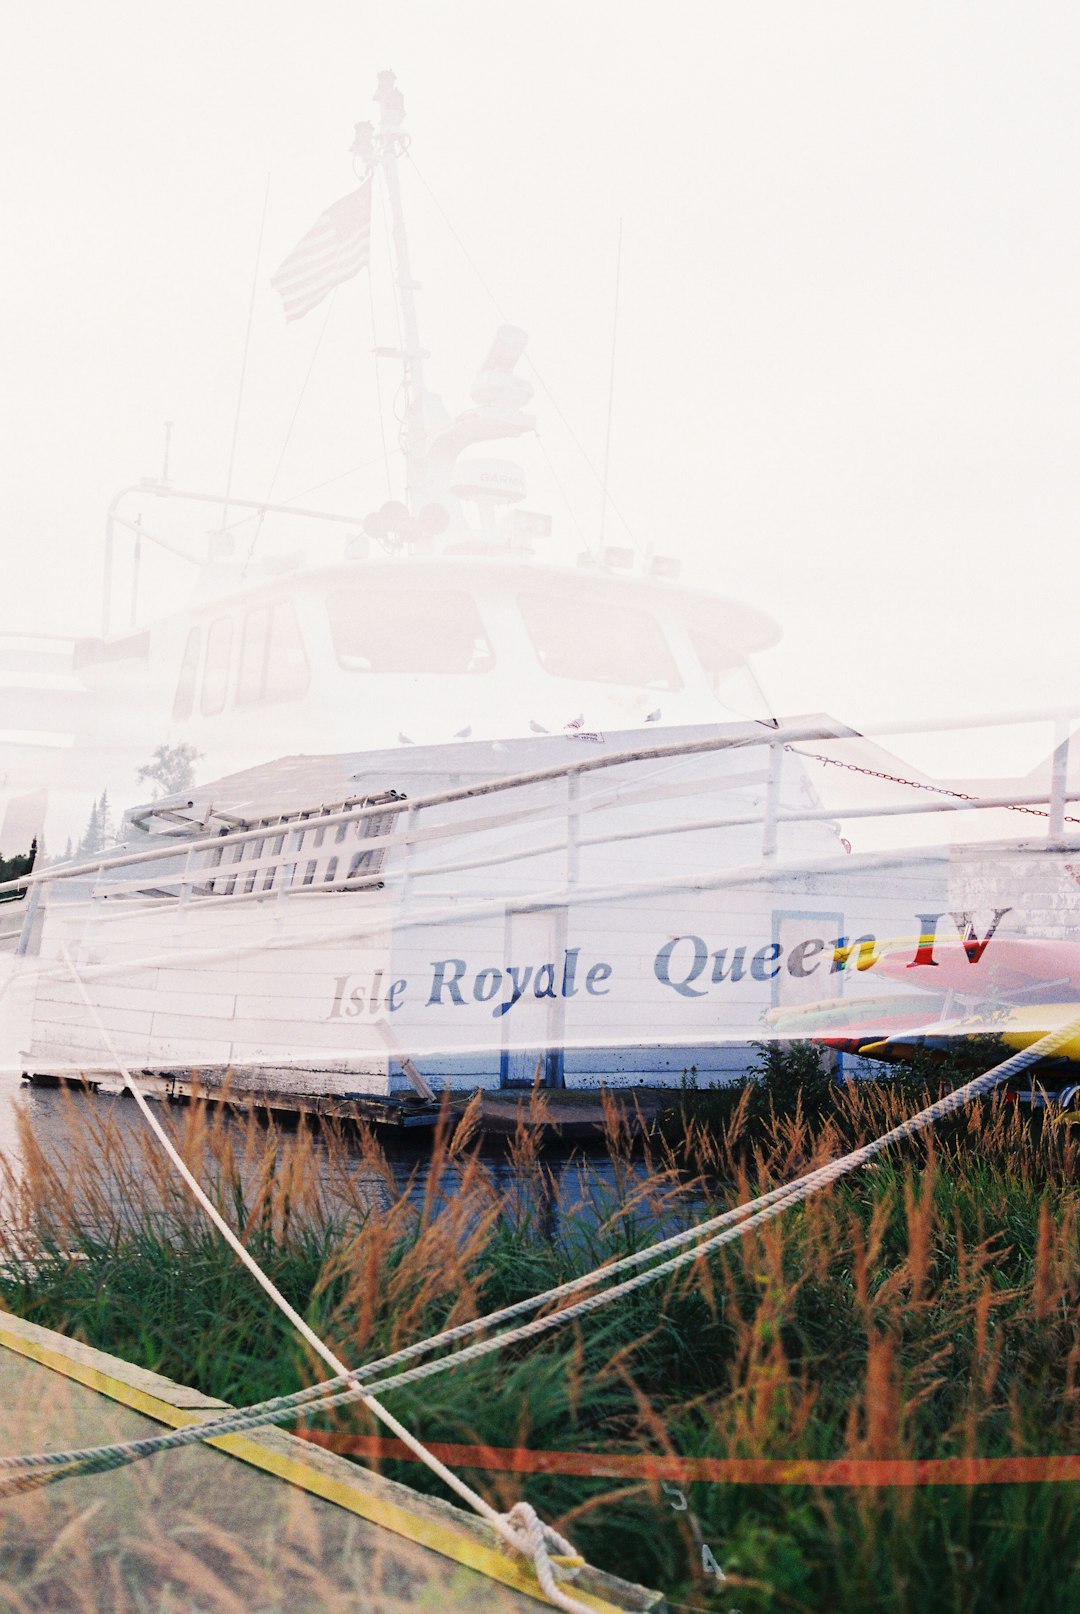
(57, 947), (597, 1614)
(0, 997), (1073, 1614)
(20, 971), (1080, 1431)
(8, 1011), (1069, 1456)
(14, 960), (1080, 1603)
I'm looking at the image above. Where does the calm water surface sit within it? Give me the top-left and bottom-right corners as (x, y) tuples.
(0, 1069), (702, 1242)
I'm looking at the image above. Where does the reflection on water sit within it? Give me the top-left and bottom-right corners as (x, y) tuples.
(0, 1071), (696, 1243)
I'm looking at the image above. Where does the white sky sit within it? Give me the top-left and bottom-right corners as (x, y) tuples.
(2, 1), (1079, 768)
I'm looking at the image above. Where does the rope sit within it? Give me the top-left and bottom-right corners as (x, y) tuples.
(36, 948), (600, 1614)
(4, 1001), (1074, 1518)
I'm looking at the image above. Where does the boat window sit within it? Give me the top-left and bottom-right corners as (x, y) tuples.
(237, 600), (310, 705)
(518, 589), (682, 690)
(685, 610), (773, 720)
(327, 588), (494, 674)
(266, 600), (311, 700)
(172, 625), (201, 721)
(200, 617), (233, 716)
(237, 606), (271, 705)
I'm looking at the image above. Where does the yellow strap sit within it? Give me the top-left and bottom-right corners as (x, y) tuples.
(0, 1320), (622, 1612)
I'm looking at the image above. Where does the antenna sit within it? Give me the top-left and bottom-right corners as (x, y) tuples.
(222, 174), (271, 530)
(129, 515), (143, 628)
(161, 420), (174, 486)
(598, 217), (623, 555)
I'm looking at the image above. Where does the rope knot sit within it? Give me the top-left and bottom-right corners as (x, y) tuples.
(500, 1501), (596, 1612)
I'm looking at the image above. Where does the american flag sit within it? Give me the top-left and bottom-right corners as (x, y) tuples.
(270, 182), (372, 322)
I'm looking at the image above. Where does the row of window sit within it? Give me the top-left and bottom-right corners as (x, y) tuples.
(326, 586), (767, 710)
(173, 588), (772, 721)
(173, 599), (310, 721)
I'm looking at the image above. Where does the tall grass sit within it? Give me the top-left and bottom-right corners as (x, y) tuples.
(0, 1068), (1076, 1613)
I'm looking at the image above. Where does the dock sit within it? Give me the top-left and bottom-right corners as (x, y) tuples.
(22, 1070), (670, 1143)
(0, 1309), (663, 1612)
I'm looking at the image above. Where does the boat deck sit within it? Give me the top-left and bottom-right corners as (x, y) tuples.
(0, 1311), (661, 1613)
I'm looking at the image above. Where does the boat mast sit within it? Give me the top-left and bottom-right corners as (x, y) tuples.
(373, 71), (426, 513)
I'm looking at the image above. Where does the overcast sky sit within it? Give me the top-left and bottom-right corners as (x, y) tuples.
(2, 1), (1079, 775)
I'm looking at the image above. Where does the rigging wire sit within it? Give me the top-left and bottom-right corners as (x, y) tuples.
(368, 166), (395, 499)
(242, 293), (336, 576)
(222, 174), (271, 532)
(533, 429), (589, 556)
(375, 162), (409, 457)
(598, 217), (623, 554)
(403, 151), (646, 559)
(220, 454), (393, 535)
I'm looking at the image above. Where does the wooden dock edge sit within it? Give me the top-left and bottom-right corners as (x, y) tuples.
(0, 1309), (664, 1613)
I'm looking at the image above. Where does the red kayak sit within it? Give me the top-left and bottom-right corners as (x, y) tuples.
(872, 934), (1080, 1002)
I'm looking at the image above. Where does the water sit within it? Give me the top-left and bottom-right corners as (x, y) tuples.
(0, 950), (702, 1244)
(0, 1066), (702, 1250)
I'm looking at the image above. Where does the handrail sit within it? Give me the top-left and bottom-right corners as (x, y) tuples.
(3, 711), (1079, 909)
(0, 719), (848, 898)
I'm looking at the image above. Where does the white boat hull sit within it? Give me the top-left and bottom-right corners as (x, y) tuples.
(16, 722), (1064, 1094)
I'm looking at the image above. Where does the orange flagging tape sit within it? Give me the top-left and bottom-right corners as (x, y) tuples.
(294, 1432), (1080, 1487)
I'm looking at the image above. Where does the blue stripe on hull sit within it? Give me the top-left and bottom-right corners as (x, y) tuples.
(407, 1043), (762, 1091)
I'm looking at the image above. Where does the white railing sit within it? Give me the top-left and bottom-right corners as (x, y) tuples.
(1, 708), (1077, 925)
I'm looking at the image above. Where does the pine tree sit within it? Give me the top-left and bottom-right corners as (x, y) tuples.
(78, 798), (102, 858)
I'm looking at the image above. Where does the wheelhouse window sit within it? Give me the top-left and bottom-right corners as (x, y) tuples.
(172, 625), (201, 721)
(200, 617), (233, 715)
(684, 608), (773, 720)
(237, 600), (310, 705)
(518, 589), (682, 689)
(327, 588), (494, 674)
(237, 606), (270, 705)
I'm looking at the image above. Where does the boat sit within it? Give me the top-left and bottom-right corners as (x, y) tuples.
(6, 73), (1080, 1105)
(769, 934), (1080, 1113)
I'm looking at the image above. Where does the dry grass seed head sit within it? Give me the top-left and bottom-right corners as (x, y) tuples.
(900, 1151), (937, 1304)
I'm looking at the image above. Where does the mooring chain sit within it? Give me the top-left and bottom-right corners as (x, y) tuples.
(787, 744), (1080, 825)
